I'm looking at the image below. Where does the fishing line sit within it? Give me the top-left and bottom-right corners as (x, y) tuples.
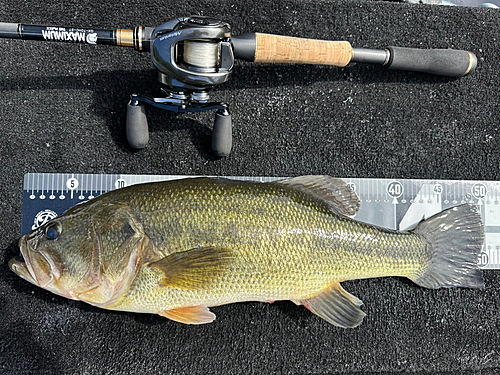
(183, 40), (219, 69)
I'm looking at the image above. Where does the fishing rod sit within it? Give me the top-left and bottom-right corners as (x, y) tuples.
(0, 16), (477, 156)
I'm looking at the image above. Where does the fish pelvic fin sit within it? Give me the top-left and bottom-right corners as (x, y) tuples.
(147, 246), (233, 290)
(275, 176), (360, 216)
(410, 204), (484, 289)
(158, 305), (216, 324)
(293, 282), (365, 328)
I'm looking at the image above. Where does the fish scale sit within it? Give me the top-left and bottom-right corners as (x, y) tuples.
(101, 178), (428, 313)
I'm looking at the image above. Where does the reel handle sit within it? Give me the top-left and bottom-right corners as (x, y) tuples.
(232, 33), (477, 77)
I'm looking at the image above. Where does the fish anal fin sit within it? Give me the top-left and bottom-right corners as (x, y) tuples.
(293, 283), (365, 328)
(147, 246), (232, 290)
(158, 305), (216, 325)
(275, 175), (360, 216)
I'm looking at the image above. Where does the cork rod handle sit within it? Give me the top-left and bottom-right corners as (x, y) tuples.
(253, 33), (353, 66)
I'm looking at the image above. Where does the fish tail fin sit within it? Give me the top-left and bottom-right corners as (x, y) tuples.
(409, 204), (484, 289)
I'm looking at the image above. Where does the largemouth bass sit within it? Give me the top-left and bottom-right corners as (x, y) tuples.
(9, 176), (484, 327)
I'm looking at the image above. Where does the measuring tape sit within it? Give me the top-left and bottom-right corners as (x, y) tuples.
(22, 173), (499, 269)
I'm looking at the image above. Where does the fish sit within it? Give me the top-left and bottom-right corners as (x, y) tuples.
(9, 176), (484, 327)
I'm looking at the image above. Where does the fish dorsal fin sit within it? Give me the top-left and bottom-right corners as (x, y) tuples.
(293, 283), (365, 328)
(276, 175), (360, 216)
(159, 305), (216, 325)
(147, 246), (232, 290)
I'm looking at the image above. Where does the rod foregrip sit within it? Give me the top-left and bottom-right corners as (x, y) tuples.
(245, 33), (352, 66)
(386, 46), (477, 77)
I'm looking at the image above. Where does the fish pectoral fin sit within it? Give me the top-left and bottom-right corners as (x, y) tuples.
(275, 176), (360, 216)
(158, 305), (216, 325)
(293, 283), (366, 328)
(147, 246), (232, 290)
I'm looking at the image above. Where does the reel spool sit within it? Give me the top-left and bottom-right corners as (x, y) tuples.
(183, 40), (220, 71)
(127, 16), (234, 156)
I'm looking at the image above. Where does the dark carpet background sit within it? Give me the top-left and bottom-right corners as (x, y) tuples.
(0, 0), (499, 374)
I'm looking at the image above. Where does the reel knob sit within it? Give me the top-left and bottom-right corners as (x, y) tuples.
(126, 98), (149, 149)
(211, 109), (232, 157)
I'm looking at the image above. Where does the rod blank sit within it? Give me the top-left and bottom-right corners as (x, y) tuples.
(0, 22), (20, 38)
(351, 48), (389, 65)
(0, 22), (152, 51)
(1, 21), (478, 77)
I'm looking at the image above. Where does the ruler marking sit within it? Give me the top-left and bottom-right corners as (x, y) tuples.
(30, 173), (35, 198)
(84, 174), (88, 199)
(77, 173), (81, 199)
(50, 174), (54, 198)
(89, 174), (94, 199)
(393, 198), (397, 230)
(84, 174), (88, 198)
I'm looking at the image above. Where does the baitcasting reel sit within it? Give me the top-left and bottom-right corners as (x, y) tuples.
(0, 16), (478, 156)
(128, 17), (235, 156)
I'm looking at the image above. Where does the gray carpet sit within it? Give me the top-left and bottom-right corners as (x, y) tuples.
(0, 0), (499, 374)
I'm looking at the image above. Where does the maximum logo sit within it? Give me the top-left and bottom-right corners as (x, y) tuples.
(86, 33), (97, 44)
(41, 27), (97, 44)
(32, 209), (58, 230)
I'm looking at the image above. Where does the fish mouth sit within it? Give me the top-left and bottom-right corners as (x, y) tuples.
(9, 236), (54, 288)
(8, 253), (37, 285)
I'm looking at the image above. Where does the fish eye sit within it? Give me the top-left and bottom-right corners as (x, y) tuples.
(45, 223), (61, 240)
